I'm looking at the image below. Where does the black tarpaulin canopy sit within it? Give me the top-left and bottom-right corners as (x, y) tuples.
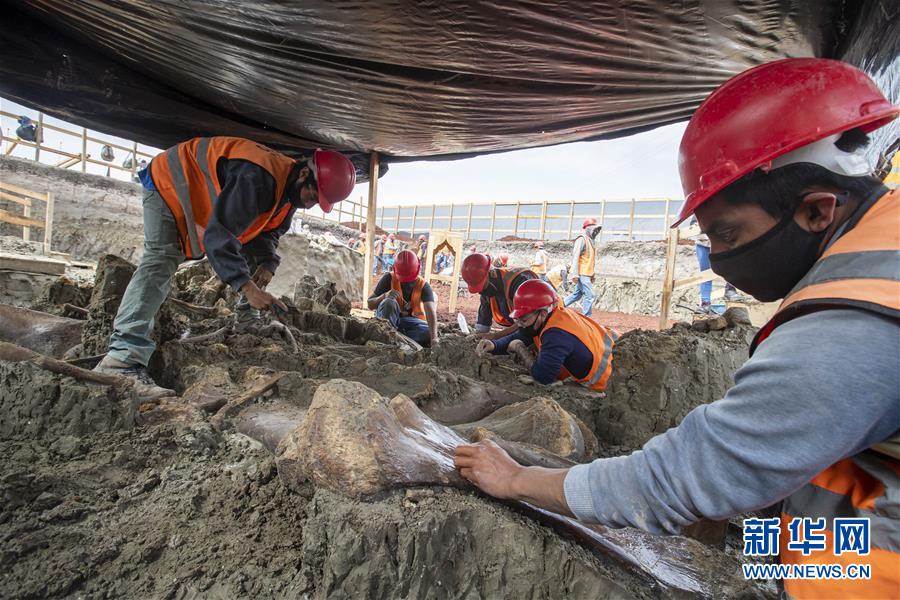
(0, 0), (897, 177)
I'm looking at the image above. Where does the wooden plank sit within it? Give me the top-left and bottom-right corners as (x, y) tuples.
(0, 253), (67, 275)
(539, 201), (547, 240)
(0, 181), (47, 201)
(627, 198), (636, 241)
(362, 152), (379, 303)
(0, 191), (32, 207)
(598, 199), (607, 243)
(34, 112), (44, 162)
(674, 268), (719, 290)
(4, 140), (17, 155)
(658, 228), (679, 329)
(81, 128), (88, 173)
(0, 209), (45, 229)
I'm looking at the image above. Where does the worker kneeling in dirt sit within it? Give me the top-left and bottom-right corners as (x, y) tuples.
(462, 253), (537, 340)
(476, 280), (616, 393)
(455, 59), (900, 599)
(95, 137), (356, 397)
(367, 249), (439, 347)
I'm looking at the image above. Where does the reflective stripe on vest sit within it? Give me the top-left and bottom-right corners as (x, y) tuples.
(533, 306), (617, 392)
(750, 190), (900, 598)
(577, 233), (596, 277)
(488, 267), (536, 326)
(150, 137), (296, 259)
(780, 451), (900, 598)
(391, 272), (426, 321)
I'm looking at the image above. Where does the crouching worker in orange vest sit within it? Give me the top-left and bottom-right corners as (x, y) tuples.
(95, 137), (356, 397)
(462, 253), (537, 340)
(455, 59), (900, 599)
(475, 280), (616, 393)
(367, 250), (439, 347)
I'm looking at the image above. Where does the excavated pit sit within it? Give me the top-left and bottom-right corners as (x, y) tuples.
(0, 254), (774, 599)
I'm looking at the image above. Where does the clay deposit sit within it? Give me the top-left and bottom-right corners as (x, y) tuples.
(0, 249), (776, 599)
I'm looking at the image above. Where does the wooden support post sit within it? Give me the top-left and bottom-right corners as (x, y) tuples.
(489, 203), (496, 241)
(598, 200), (607, 243)
(34, 112), (44, 162)
(362, 152), (379, 303)
(131, 142), (138, 179)
(394, 205), (401, 234)
(43, 192), (54, 255)
(567, 201), (575, 239)
(663, 198), (671, 236)
(539, 201), (548, 240)
(627, 198), (636, 241)
(466, 203), (473, 239)
(4, 140), (18, 155)
(411, 205), (417, 237)
(430, 206), (435, 232)
(81, 128), (88, 173)
(22, 203), (31, 242)
(658, 227), (679, 329)
(513, 201), (521, 237)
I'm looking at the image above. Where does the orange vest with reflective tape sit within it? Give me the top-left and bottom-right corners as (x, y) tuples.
(488, 267), (536, 326)
(752, 189), (900, 599)
(390, 272), (426, 321)
(150, 137), (296, 259)
(577, 233), (596, 277)
(533, 306), (617, 392)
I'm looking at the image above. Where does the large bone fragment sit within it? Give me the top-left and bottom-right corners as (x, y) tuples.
(0, 304), (84, 358)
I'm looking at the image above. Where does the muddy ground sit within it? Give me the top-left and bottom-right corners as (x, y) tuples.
(0, 255), (774, 599)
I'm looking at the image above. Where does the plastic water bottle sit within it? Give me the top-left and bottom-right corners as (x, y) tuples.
(457, 312), (470, 335)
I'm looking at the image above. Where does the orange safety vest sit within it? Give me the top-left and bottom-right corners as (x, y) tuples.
(533, 306), (618, 392)
(390, 272), (427, 321)
(751, 189), (900, 599)
(576, 232), (596, 277)
(150, 137), (296, 259)
(488, 267), (536, 327)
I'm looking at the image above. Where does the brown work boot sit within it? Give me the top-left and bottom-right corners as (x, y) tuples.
(94, 356), (176, 400)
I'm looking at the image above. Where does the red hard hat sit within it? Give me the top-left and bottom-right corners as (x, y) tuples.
(469, 245), (477, 252)
(394, 250), (420, 283)
(510, 280), (559, 319)
(462, 253), (491, 293)
(499, 253), (509, 266)
(582, 218), (597, 229)
(677, 58), (898, 226)
(381, 234), (387, 240)
(388, 233), (395, 240)
(311, 149), (356, 214)
(534, 241), (544, 248)
(419, 235), (426, 242)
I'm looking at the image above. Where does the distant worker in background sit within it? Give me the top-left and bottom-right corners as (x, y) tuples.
(564, 219), (601, 317)
(367, 249), (439, 347)
(690, 216), (742, 313)
(531, 241), (549, 279)
(357, 232), (367, 255)
(372, 234), (385, 275)
(475, 280), (616, 392)
(416, 234), (428, 275)
(492, 253), (509, 268)
(94, 138), (355, 397)
(15, 115), (37, 142)
(545, 264), (569, 294)
(383, 233), (398, 272)
(462, 253), (537, 339)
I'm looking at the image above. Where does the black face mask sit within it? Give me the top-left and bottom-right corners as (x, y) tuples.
(518, 313), (547, 338)
(709, 215), (826, 302)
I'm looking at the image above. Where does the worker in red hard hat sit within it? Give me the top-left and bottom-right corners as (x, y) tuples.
(462, 253), (537, 339)
(492, 253), (509, 268)
(563, 218), (601, 317)
(367, 249), (438, 347)
(96, 138), (355, 397)
(474, 279), (617, 392)
(455, 59), (900, 598)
